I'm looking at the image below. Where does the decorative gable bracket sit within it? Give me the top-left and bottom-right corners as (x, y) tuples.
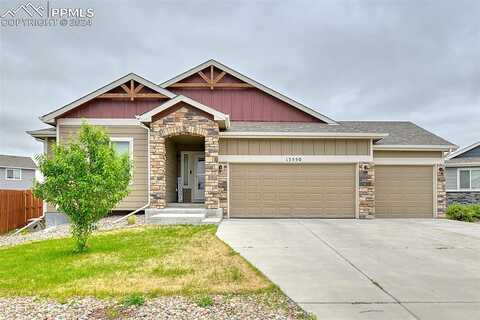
(137, 95), (231, 129)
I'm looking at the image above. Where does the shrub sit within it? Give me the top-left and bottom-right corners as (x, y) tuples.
(470, 204), (480, 219)
(196, 295), (214, 308)
(122, 293), (145, 307)
(127, 215), (137, 225)
(446, 203), (475, 222)
(34, 123), (132, 252)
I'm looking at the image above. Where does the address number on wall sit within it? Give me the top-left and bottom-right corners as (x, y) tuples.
(285, 156), (303, 163)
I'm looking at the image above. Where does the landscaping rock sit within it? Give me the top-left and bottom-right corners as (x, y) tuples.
(0, 215), (146, 248)
(0, 295), (311, 320)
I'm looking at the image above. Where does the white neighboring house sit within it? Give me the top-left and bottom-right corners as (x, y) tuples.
(446, 141), (480, 205)
(0, 155), (37, 190)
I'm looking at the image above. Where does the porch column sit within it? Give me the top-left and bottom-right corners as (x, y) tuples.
(150, 130), (166, 209)
(205, 135), (219, 209)
(358, 162), (375, 218)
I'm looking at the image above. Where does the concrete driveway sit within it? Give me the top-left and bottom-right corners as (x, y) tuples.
(217, 219), (480, 320)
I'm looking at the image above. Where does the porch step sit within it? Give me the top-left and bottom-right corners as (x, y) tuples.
(145, 207), (223, 225)
(149, 213), (205, 225)
(167, 203), (205, 208)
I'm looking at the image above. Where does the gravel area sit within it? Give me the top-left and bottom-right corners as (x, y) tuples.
(0, 214), (146, 248)
(0, 294), (312, 320)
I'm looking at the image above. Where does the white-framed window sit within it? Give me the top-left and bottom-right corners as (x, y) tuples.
(458, 168), (480, 190)
(110, 137), (134, 184)
(110, 137), (133, 160)
(5, 168), (22, 180)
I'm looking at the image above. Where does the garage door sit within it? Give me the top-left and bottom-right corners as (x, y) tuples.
(376, 165), (433, 218)
(229, 163), (356, 218)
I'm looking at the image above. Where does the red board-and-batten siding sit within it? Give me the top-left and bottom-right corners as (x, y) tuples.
(63, 99), (167, 119)
(60, 71), (322, 122)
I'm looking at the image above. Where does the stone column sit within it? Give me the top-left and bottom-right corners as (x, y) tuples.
(358, 162), (375, 218)
(436, 164), (446, 217)
(205, 135), (219, 209)
(218, 162), (228, 216)
(149, 130), (166, 209)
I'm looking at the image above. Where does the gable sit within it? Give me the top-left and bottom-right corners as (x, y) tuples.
(161, 60), (336, 124)
(454, 145), (480, 158)
(138, 95), (229, 129)
(447, 141), (480, 160)
(40, 73), (175, 124)
(63, 80), (169, 119)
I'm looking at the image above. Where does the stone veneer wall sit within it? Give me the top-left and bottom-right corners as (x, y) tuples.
(149, 104), (220, 209)
(218, 162), (228, 216)
(358, 162), (375, 218)
(447, 192), (480, 205)
(436, 165), (447, 217)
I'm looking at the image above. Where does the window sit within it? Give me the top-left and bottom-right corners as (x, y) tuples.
(110, 138), (133, 184)
(5, 168), (21, 180)
(459, 170), (470, 189)
(183, 153), (189, 186)
(472, 170), (480, 189)
(110, 138), (133, 159)
(458, 169), (480, 190)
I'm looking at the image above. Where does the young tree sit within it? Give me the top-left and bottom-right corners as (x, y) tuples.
(34, 123), (132, 252)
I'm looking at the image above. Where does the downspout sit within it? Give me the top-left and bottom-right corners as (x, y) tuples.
(113, 122), (151, 223)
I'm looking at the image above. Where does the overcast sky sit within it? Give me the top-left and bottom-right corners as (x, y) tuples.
(1, 0), (479, 157)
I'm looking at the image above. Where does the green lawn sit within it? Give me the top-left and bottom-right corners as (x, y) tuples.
(0, 225), (273, 299)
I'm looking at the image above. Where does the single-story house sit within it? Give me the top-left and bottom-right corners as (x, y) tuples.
(0, 155), (37, 190)
(28, 59), (455, 220)
(446, 141), (480, 204)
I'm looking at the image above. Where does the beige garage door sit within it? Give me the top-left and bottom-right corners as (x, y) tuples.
(229, 163), (356, 218)
(376, 165), (433, 218)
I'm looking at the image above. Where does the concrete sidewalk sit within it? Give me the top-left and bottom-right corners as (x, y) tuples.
(217, 219), (480, 320)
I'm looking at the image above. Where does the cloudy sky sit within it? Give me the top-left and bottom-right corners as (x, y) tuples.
(1, 0), (479, 157)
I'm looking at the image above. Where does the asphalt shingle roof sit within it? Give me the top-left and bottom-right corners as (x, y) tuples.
(224, 121), (454, 146)
(0, 155), (37, 169)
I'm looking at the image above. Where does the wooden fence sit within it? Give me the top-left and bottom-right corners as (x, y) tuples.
(0, 190), (43, 234)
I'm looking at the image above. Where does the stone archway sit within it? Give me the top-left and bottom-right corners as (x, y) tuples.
(149, 103), (219, 210)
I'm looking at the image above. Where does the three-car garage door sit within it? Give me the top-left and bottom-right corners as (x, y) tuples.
(375, 165), (434, 218)
(229, 163), (356, 218)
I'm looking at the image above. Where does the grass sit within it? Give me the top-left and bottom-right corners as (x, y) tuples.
(196, 294), (214, 307)
(122, 293), (145, 306)
(0, 225), (272, 299)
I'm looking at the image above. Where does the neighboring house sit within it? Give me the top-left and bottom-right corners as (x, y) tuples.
(445, 141), (480, 205)
(0, 155), (37, 190)
(28, 59), (455, 219)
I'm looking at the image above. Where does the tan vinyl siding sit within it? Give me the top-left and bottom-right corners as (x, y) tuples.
(375, 165), (434, 218)
(219, 138), (370, 156)
(59, 125), (148, 210)
(374, 150), (443, 158)
(229, 163), (356, 218)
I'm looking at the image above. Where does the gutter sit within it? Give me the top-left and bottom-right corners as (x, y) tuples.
(373, 144), (455, 151)
(112, 122), (151, 223)
(219, 132), (389, 139)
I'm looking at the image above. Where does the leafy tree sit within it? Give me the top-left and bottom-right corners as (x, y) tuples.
(34, 123), (132, 252)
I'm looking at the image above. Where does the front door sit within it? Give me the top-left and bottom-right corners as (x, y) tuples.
(180, 151), (205, 203)
(193, 154), (205, 202)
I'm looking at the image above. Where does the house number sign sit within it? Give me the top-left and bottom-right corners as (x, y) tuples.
(285, 156), (303, 163)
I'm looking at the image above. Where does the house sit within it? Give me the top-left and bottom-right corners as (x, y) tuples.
(0, 155), (37, 190)
(28, 59), (455, 221)
(445, 141), (480, 205)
